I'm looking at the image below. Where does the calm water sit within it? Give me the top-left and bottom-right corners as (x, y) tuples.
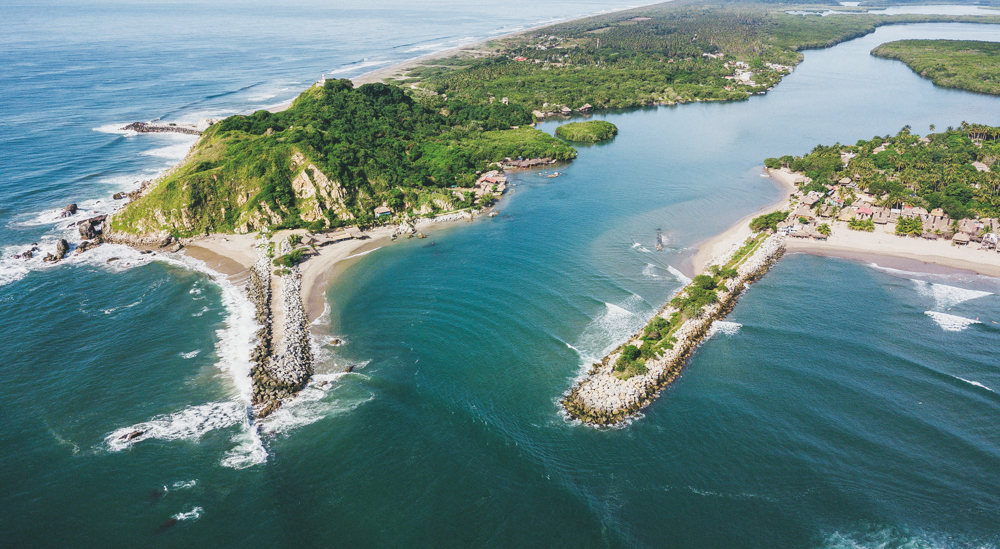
(2, 3), (999, 547)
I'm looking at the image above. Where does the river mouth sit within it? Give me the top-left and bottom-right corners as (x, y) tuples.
(3, 10), (1000, 549)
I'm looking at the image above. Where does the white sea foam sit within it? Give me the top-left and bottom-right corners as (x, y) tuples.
(642, 263), (658, 277)
(257, 372), (373, 436)
(956, 376), (995, 393)
(666, 265), (692, 285)
(405, 42), (447, 53)
(924, 311), (980, 332)
(172, 507), (203, 521)
(221, 425), (267, 469)
(708, 321), (742, 337)
(139, 137), (198, 159)
(330, 59), (392, 75)
(818, 526), (964, 549)
(344, 246), (381, 260)
(104, 400), (248, 451)
(913, 280), (992, 309)
(180, 350), (201, 359)
(311, 301), (331, 327)
(574, 295), (647, 359)
(172, 480), (197, 490)
(93, 123), (138, 136)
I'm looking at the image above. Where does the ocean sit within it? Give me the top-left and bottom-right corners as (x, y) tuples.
(2, 2), (999, 547)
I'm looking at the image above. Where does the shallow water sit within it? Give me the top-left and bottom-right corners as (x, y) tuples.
(2, 3), (1000, 547)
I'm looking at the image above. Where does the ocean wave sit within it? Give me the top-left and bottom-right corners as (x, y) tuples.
(404, 42), (447, 53)
(172, 507), (203, 521)
(344, 246), (381, 260)
(256, 372), (373, 436)
(955, 376), (995, 393)
(666, 265), (692, 285)
(139, 137), (198, 160)
(924, 311), (980, 332)
(221, 426), (267, 469)
(574, 295), (648, 360)
(913, 279), (992, 309)
(818, 525), (977, 549)
(329, 59), (392, 75)
(93, 123), (137, 136)
(642, 263), (659, 277)
(104, 400), (248, 451)
(708, 321), (742, 337)
(180, 350), (201, 359)
(171, 480), (197, 490)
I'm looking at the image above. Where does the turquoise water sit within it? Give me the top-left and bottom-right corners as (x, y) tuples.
(2, 4), (1000, 547)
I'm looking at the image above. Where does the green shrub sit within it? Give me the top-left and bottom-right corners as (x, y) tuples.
(554, 121), (619, 143)
(750, 211), (787, 232)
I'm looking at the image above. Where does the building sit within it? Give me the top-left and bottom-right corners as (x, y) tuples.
(374, 206), (392, 218)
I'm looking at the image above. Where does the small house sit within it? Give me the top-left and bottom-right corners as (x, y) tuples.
(374, 206), (392, 218)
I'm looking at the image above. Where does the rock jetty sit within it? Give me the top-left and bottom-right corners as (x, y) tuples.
(247, 240), (313, 418)
(561, 233), (785, 426)
(122, 122), (202, 136)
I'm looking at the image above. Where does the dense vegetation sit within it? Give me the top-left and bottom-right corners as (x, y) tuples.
(555, 121), (619, 143)
(766, 123), (1000, 220)
(750, 210), (788, 232)
(112, 2), (1000, 238)
(400, 4), (999, 111)
(871, 39), (1000, 96)
(113, 80), (575, 236)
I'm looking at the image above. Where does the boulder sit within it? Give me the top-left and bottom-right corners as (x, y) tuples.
(158, 236), (174, 248)
(76, 240), (100, 254)
(56, 239), (69, 258)
(112, 192), (126, 200)
(78, 222), (98, 239)
(60, 204), (78, 218)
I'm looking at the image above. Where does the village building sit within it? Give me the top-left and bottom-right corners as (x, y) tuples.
(374, 206), (392, 218)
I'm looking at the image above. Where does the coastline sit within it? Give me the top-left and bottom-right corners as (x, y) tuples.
(691, 168), (1000, 278)
(267, 4), (648, 113)
(690, 168), (797, 275)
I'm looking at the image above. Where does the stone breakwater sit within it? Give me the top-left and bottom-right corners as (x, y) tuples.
(561, 233), (786, 426)
(122, 122), (202, 136)
(247, 243), (313, 418)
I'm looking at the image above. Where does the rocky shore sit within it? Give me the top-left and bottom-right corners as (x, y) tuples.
(121, 121), (202, 136)
(561, 233), (786, 426)
(247, 239), (313, 418)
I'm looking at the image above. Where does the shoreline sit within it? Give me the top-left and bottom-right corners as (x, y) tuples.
(691, 168), (1000, 279)
(690, 168), (797, 276)
(267, 4), (650, 113)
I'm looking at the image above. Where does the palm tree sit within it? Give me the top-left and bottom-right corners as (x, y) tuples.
(929, 124), (935, 133)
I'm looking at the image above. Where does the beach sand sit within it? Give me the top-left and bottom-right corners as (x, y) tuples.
(690, 168), (797, 275)
(785, 225), (1000, 277)
(691, 167), (1000, 278)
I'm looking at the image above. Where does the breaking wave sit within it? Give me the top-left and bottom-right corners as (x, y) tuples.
(172, 507), (203, 521)
(924, 311), (980, 332)
(104, 400), (248, 451)
(666, 265), (692, 285)
(708, 321), (742, 337)
(956, 376), (995, 393)
(913, 280), (992, 309)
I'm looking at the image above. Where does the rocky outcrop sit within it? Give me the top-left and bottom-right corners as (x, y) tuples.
(43, 239), (70, 263)
(562, 234), (786, 426)
(122, 122), (202, 136)
(60, 204), (77, 218)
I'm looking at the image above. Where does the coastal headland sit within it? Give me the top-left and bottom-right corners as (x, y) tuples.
(27, 2), (1000, 424)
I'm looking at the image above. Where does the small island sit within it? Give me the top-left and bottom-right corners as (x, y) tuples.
(872, 39), (1000, 96)
(555, 121), (619, 143)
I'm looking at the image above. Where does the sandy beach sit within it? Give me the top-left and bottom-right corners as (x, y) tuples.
(785, 226), (1000, 277)
(690, 168), (797, 275)
(691, 167), (1000, 278)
